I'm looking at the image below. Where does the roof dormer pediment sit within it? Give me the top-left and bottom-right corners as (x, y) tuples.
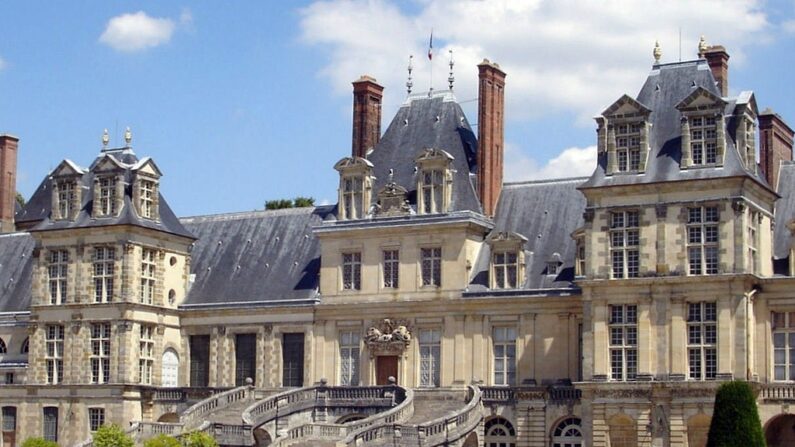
(415, 147), (454, 163)
(602, 94), (651, 118)
(131, 157), (162, 178)
(676, 87), (727, 111)
(486, 231), (528, 246)
(50, 159), (85, 178)
(334, 156), (373, 173)
(91, 153), (126, 173)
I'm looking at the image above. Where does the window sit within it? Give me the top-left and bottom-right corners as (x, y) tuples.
(576, 240), (586, 277)
(690, 116), (718, 165)
(139, 325), (154, 385)
(421, 169), (445, 214)
(382, 249), (399, 288)
(20, 337), (28, 354)
(772, 312), (795, 381)
(687, 302), (717, 380)
(615, 122), (642, 172)
(610, 211), (640, 278)
(56, 180), (75, 219)
(419, 328), (441, 387)
(342, 176), (364, 219)
(4, 373), (13, 384)
(43, 407), (58, 443)
(48, 250), (69, 304)
(97, 176), (117, 216)
(140, 179), (155, 219)
(45, 325), (64, 384)
(0, 338), (5, 354)
(493, 327), (516, 386)
(93, 247), (114, 303)
(421, 247), (442, 287)
(162, 349), (179, 388)
(493, 251), (518, 288)
(235, 333), (256, 386)
(282, 333), (305, 387)
(339, 331), (360, 386)
(342, 252), (361, 291)
(189, 335), (210, 387)
(748, 212), (759, 274)
(88, 408), (104, 432)
(140, 248), (156, 304)
(609, 305), (638, 381)
(552, 417), (583, 447)
(485, 417), (516, 447)
(687, 206), (719, 275)
(90, 323), (111, 384)
(2, 406), (16, 433)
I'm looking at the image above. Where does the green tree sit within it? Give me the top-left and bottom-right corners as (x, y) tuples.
(93, 424), (134, 447)
(144, 434), (181, 447)
(15, 192), (25, 208)
(265, 199), (294, 210)
(20, 438), (58, 447)
(293, 196), (315, 207)
(180, 431), (218, 447)
(706, 381), (765, 447)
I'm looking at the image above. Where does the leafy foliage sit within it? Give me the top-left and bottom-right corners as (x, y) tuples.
(180, 431), (219, 447)
(93, 424), (134, 447)
(15, 192), (25, 208)
(706, 381), (765, 447)
(21, 438), (58, 447)
(143, 434), (181, 447)
(293, 196), (315, 207)
(265, 197), (315, 210)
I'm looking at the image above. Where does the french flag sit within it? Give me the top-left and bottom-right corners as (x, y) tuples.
(428, 30), (433, 60)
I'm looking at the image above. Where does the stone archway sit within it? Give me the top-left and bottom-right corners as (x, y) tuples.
(335, 413), (368, 424)
(765, 414), (795, 447)
(157, 412), (179, 423)
(253, 428), (272, 447)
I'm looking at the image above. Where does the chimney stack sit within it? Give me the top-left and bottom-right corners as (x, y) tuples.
(759, 109), (794, 189)
(477, 59), (506, 217)
(702, 45), (729, 97)
(351, 75), (384, 159)
(0, 135), (18, 233)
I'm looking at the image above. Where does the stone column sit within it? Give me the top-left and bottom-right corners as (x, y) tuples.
(680, 117), (691, 167)
(607, 124), (617, 173)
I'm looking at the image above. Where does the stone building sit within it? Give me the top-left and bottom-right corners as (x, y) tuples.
(0, 40), (795, 447)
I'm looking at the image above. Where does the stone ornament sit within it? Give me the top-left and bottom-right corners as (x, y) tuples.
(364, 318), (412, 357)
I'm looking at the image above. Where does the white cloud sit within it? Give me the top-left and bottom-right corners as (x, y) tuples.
(100, 11), (177, 52)
(504, 143), (596, 182)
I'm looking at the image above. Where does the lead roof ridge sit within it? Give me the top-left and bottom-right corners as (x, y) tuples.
(504, 176), (589, 187)
(180, 206), (319, 223)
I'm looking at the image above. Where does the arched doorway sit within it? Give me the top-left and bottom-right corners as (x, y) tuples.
(484, 416), (516, 447)
(253, 428), (272, 447)
(157, 413), (179, 423)
(766, 414), (795, 447)
(552, 417), (583, 447)
(608, 413), (637, 447)
(162, 349), (179, 387)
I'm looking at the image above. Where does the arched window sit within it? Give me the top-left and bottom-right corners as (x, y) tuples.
(161, 349), (179, 387)
(0, 338), (6, 354)
(485, 416), (516, 447)
(552, 417), (583, 447)
(20, 338), (29, 354)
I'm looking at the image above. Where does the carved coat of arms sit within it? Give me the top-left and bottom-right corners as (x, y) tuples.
(364, 318), (412, 357)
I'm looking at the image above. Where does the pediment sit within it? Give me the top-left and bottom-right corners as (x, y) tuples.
(602, 94), (651, 117)
(92, 153), (125, 173)
(132, 157), (163, 178)
(334, 156), (373, 172)
(487, 231), (528, 247)
(676, 87), (726, 111)
(51, 159), (85, 178)
(415, 147), (454, 163)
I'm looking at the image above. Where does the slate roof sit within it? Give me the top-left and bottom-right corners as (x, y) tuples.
(179, 206), (334, 307)
(366, 93), (481, 213)
(0, 233), (34, 312)
(774, 162), (795, 261)
(16, 149), (194, 239)
(581, 59), (769, 190)
(469, 177), (587, 291)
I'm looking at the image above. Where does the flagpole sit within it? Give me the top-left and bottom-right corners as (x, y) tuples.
(428, 29), (434, 96)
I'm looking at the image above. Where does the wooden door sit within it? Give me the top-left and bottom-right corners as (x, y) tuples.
(376, 356), (398, 385)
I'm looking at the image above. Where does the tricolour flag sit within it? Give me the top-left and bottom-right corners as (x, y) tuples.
(428, 30), (433, 60)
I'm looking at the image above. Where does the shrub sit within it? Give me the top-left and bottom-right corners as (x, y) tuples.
(293, 196), (315, 207)
(180, 431), (218, 447)
(144, 434), (181, 447)
(92, 424), (134, 447)
(20, 439), (58, 447)
(706, 381), (765, 447)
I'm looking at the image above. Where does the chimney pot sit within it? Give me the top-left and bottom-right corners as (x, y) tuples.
(703, 45), (729, 97)
(351, 76), (384, 159)
(759, 109), (794, 189)
(0, 135), (18, 233)
(477, 61), (506, 217)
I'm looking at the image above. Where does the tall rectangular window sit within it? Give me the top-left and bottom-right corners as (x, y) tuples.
(93, 247), (114, 303)
(140, 180), (155, 219)
(493, 251), (518, 289)
(90, 323), (111, 384)
(421, 247), (442, 287)
(690, 116), (718, 165)
(139, 325), (154, 385)
(748, 212), (759, 274)
(235, 333), (257, 386)
(339, 331), (360, 386)
(42, 407), (58, 443)
(189, 335), (210, 387)
(687, 206), (719, 275)
(57, 180), (75, 219)
(382, 249), (399, 288)
(342, 252), (361, 290)
(2, 406), (16, 435)
(772, 312), (795, 381)
(615, 122), (642, 172)
(140, 248), (156, 304)
(342, 177), (363, 219)
(422, 169), (444, 214)
(98, 177), (116, 216)
(609, 305), (638, 381)
(610, 210), (640, 278)
(419, 328), (441, 387)
(45, 325), (64, 384)
(282, 333), (305, 387)
(48, 250), (69, 305)
(493, 327), (516, 386)
(88, 408), (104, 432)
(687, 302), (717, 380)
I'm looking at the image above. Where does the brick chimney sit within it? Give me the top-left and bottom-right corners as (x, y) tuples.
(759, 109), (794, 189)
(702, 45), (729, 97)
(351, 75), (384, 159)
(0, 135), (18, 232)
(477, 59), (506, 217)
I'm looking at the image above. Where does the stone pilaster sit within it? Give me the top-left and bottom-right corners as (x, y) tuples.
(680, 117), (691, 167)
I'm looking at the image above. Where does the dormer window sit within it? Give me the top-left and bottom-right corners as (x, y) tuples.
(487, 231), (527, 290)
(690, 116), (718, 165)
(343, 177), (364, 219)
(421, 169), (444, 214)
(599, 95), (651, 175)
(677, 87), (727, 168)
(616, 123), (642, 171)
(139, 179), (157, 219)
(334, 157), (374, 221)
(54, 180), (77, 220)
(415, 148), (454, 215)
(95, 176), (118, 217)
(493, 251), (518, 288)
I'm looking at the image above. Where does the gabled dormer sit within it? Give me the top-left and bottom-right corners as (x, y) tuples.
(90, 154), (125, 218)
(599, 94), (652, 174)
(131, 157), (162, 221)
(49, 160), (85, 221)
(486, 231), (527, 289)
(676, 87), (728, 168)
(334, 156), (374, 220)
(415, 148), (454, 215)
(733, 91), (759, 173)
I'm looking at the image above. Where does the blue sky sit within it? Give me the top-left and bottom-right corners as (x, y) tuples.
(1, 1), (794, 216)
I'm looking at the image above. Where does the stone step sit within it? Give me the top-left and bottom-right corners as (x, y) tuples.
(404, 388), (469, 425)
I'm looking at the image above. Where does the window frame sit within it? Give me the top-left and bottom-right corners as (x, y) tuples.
(687, 206), (720, 276)
(139, 324), (154, 385)
(492, 251), (519, 289)
(492, 326), (517, 386)
(608, 305), (638, 381)
(45, 325), (64, 385)
(90, 322), (111, 384)
(139, 179), (156, 219)
(339, 330), (360, 386)
(690, 115), (718, 165)
(615, 122), (642, 172)
(341, 252), (362, 291)
(96, 176), (117, 216)
(140, 248), (157, 304)
(382, 249), (399, 289)
(772, 311), (795, 382)
(88, 407), (105, 432)
(687, 302), (717, 380)
(420, 169), (445, 214)
(418, 328), (441, 388)
(609, 210), (640, 279)
(420, 247), (442, 288)
(342, 175), (365, 220)
(93, 246), (115, 303)
(56, 179), (76, 220)
(48, 249), (69, 305)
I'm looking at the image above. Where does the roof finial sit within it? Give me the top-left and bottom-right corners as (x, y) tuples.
(124, 126), (132, 146)
(698, 35), (708, 57)
(448, 49), (455, 90)
(406, 55), (414, 95)
(102, 129), (109, 149)
(653, 40), (662, 64)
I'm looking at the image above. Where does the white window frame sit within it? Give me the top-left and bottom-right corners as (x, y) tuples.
(140, 248), (156, 304)
(48, 250), (69, 305)
(609, 305), (637, 381)
(342, 252), (361, 291)
(140, 179), (156, 219)
(90, 323), (111, 384)
(772, 311), (795, 381)
(382, 249), (399, 289)
(687, 206), (719, 275)
(493, 251), (518, 289)
(421, 169), (444, 214)
(421, 247), (442, 287)
(419, 328), (441, 387)
(492, 326), (516, 386)
(687, 302), (717, 380)
(615, 122), (642, 172)
(748, 211), (759, 274)
(45, 325), (64, 384)
(57, 180), (75, 219)
(139, 325), (154, 385)
(690, 115), (718, 165)
(339, 330), (360, 386)
(88, 407), (104, 432)
(97, 176), (117, 216)
(93, 247), (114, 303)
(342, 176), (364, 220)
(610, 210), (640, 278)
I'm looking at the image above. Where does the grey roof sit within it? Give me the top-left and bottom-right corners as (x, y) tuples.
(774, 162), (795, 260)
(0, 233), (34, 312)
(469, 177), (587, 291)
(581, 59), (769, 190)
(16, 149), (194, 239)
(366, 93), (481, 213)
(179, 206), (334, 307)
